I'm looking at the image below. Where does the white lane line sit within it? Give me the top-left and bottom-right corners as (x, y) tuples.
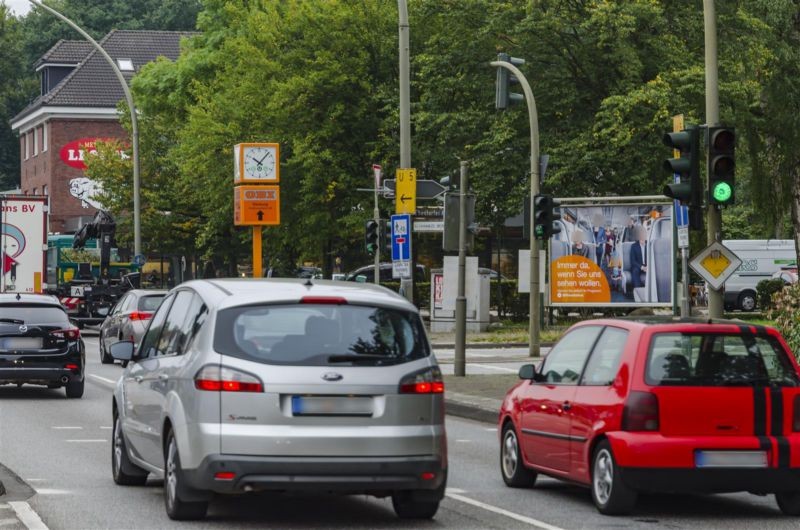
(99, 426), (112, 430)
(446, 487), (466, 494)
(484, 427), (497, 432)
(22, 479), (46, 482)
(9, 501), (49, 530)
(65, 439), (106, 443)
(51, 426), (82, 430)
(0, 518), (21, 527)
(466, 363), (519, 373)
(446, 492), (566, 530)
(455, 439), (472, 443)
(88, 374), (115, 385)
(33, 489), (70, 495)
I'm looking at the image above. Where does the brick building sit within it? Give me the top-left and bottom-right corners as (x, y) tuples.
(10, 30), (191, 233)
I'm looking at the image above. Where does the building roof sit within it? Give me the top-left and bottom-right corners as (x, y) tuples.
(12, 30), (194, 127)
(35, 40), (93, 67)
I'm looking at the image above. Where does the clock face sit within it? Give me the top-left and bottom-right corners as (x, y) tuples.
(243, 146), (277, 181)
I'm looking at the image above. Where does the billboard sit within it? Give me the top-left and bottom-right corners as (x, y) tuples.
(1, 196), (48, 293)
(549, 202), (673, 307)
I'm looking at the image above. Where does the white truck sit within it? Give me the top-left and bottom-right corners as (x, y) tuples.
(722, 239), (796, 311)
(0, 195), (48, 294)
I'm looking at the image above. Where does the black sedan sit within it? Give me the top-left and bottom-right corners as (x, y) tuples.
(0, 294), (85, 398)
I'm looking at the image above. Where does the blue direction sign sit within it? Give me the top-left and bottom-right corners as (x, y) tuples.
(391, 214), (411, 261)
(673, 173), (689, 228)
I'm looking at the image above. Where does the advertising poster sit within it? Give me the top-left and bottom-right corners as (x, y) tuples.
(549, 203), (673, 307)
(1, 197), (48, 294)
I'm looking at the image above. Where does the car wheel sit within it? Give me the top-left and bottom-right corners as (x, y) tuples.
(738, 291), (756, 312)
(391, 491), (440, 519)
(164, 430), (208, 520)
(500, 422), (537, 487)
(100, 339), (114, 364)
(112, 412), (148, 485)
(591, 440), (637, 515)
(776, 491), (800, 515)
(65, 378), (84, 398)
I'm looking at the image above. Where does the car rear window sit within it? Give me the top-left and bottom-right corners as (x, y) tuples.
(0, 304), (69, 325)
(647, 332), (799, 387)
(214, 303), (430, 366)
(138, 295), (165, 312)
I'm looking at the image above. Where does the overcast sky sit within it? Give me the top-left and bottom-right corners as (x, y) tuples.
(5, 0), (32, 16)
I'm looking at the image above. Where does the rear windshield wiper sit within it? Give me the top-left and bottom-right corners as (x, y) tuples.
(0, 318), (24, 325)
(327, 354), (390, 364)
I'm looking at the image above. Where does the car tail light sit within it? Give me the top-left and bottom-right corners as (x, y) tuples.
(194, 366), (263, 393)
(51, 328), (80, 340)
(129, 311), (153, 321)
(400, 367), (444, 394)
(793, 395), (800, 432)
(214, 472), (236, 481)
(64, 363), (79, 371)
(300, 296), (347, 305)
(622, 391), (660, 431)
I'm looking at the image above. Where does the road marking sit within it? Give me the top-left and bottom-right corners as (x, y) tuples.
(455, 439), (472, 443)
(446, 492), (565, 530)
(9, 502), (48, 530)
(0, 518), (20, 527)
(484, 427), (497, 432)
(23, 479), (46, 482)
(445, 487), (466, 494)
(51, 426), (81, 430)
(99, 426), (112, 430)
(88, 374), (115, 385)
(33, 489), (69, 495)
(65, 439), (106, 443)
(466, 363), (518, 373)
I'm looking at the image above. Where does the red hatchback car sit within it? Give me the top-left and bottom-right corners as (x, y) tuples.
(499, 317), (800, 515)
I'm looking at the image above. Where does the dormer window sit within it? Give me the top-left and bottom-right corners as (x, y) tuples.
(117, 59), (134, 71)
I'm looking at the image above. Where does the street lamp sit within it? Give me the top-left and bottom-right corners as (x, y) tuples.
(28, 0), (142, 258)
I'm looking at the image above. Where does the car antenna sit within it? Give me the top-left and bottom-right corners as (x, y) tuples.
(304, 279), (314, 288)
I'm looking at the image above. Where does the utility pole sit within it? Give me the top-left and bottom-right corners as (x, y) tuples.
(373, 166), (381, 285)
(397, 0), (414, 303)
(491, 58), (542, 357)
(29, 0), (142, 258)
(454, 161), (468, 377)
(704, 0), (723, 319)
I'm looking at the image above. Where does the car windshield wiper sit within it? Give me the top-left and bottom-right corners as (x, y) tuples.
(0, 318), (24, 325)
(327, 354), (390, 364)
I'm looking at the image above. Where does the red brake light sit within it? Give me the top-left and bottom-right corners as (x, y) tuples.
(64, 363), (79, 371)
(214, 471), (236, 481)
(793, 395), (800, 432)
(400, 368), (444, 394)
(51, 328), (80, 340)
(129, 311), (153, 321)
(622, 391), (660, 431)
(300, 296), (347, 305)
(195, 366), (263, 393)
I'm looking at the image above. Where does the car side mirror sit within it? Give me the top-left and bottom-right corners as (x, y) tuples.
(355, 275), (367, 283)
(518, 364), (536, 380)
(109, 340), (135, 361)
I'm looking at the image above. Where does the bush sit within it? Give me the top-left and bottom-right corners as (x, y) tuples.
(757, 278), (786, 311)
(767, 283), (800, 359)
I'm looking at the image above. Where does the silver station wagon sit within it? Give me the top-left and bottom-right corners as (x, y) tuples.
(109, 278), (447, 520)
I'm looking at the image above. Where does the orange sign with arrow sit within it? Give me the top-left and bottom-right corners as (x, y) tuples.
(234, 185), (280, 226)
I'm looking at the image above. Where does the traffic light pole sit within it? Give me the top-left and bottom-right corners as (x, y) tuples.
(490, 60), (541, 358)
(704, 0), (723, 319)
(454, 161), (468, 377)
(374, 184), (380, 285)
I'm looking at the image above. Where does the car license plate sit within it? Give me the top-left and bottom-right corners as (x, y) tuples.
(291, 396), (373, 416)
(695, 450), (768, 468)
(0, 337), (43, 350)
(70, 286), (84, 297)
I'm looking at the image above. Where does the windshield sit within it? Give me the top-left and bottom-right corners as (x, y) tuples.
(214, 303), (430, 366)
(647, 332), (799, 387)
(0, 305), (69, 325)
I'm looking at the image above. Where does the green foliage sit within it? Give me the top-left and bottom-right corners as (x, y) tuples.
(767, 283), (800, 359)
(756, 278), (786, 311)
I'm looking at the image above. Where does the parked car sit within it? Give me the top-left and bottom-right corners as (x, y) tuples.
(0, 293), (85, 398)
(109, 278), (446, 520)
(345, 263), (427, 283)
(499, 317), (800, 515)
(479, 268), (507, 280)
(99, 289), (167, 364)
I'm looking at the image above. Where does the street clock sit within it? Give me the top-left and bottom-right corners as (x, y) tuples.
(234, 143), (280, 184)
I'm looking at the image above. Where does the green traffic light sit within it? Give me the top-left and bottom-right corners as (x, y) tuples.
(712, 181), (733, 203)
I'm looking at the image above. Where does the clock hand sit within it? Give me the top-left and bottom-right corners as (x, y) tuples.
(248, 156), (262, 165)
(257, 151), (272, 165)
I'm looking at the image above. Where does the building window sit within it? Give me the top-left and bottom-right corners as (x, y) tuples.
(117, 59), (134, 71)
(23, 134), (28, 160)
(33, 188), (37, 195)
(34, 128), (39, 156)
(43, 185), (48, 195)
(42, 124), (47, 152)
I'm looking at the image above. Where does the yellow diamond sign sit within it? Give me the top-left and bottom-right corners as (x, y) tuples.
(689, 241), (742, 291)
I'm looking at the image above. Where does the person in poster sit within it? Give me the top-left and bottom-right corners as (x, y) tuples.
(630, 226), (648, 288)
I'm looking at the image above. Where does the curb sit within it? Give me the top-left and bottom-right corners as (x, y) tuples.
(445, 399), (498, 425)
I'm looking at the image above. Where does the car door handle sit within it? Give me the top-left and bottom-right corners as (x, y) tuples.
(562, 401), (572, 411)
(158, 374), (169, 381)
(134, 376), (143, 383)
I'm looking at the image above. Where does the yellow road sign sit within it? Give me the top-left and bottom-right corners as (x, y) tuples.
(673, 114), (684, 158)
(700, 251), (731, 278)
(395, 168), (417, 214)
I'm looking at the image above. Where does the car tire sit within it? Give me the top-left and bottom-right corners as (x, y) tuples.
(391, 491), (440, 519)
(112, 412), (148, 486)
(500, 423), (537, 487)
(164, 430), (208, 520)
(65, 378), (84, 398)
(100, 339), (114, 364)
(738, 291), (757, 312)
(776, 491), (800, 515)
(591, 440), (637, 515)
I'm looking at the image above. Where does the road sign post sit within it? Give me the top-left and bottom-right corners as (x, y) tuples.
(672, 115), (691, 317)
(372, 164), (382, 285)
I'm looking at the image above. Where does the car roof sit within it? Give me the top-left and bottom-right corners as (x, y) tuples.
(126, 289), (168, 296)
(576, 316), (776, 333)
(175, 278), (418, 312)
(0, 293), (61, 305)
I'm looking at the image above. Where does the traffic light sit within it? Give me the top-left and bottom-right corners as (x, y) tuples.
(365, 220), (378, 256)
(532, 194), (562, 240)
(383, 220), (392, 255)
(495, 53), (525, 110)
(662, 125), (700, 207)
(707, 126), (735, 206)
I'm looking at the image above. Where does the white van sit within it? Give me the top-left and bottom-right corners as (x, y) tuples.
(722, 239), (797, 311)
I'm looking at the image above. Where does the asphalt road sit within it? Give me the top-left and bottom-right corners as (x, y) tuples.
(0, 335), (798, 529)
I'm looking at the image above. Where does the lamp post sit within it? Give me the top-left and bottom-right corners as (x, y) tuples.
(29, 0), (142, 257)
